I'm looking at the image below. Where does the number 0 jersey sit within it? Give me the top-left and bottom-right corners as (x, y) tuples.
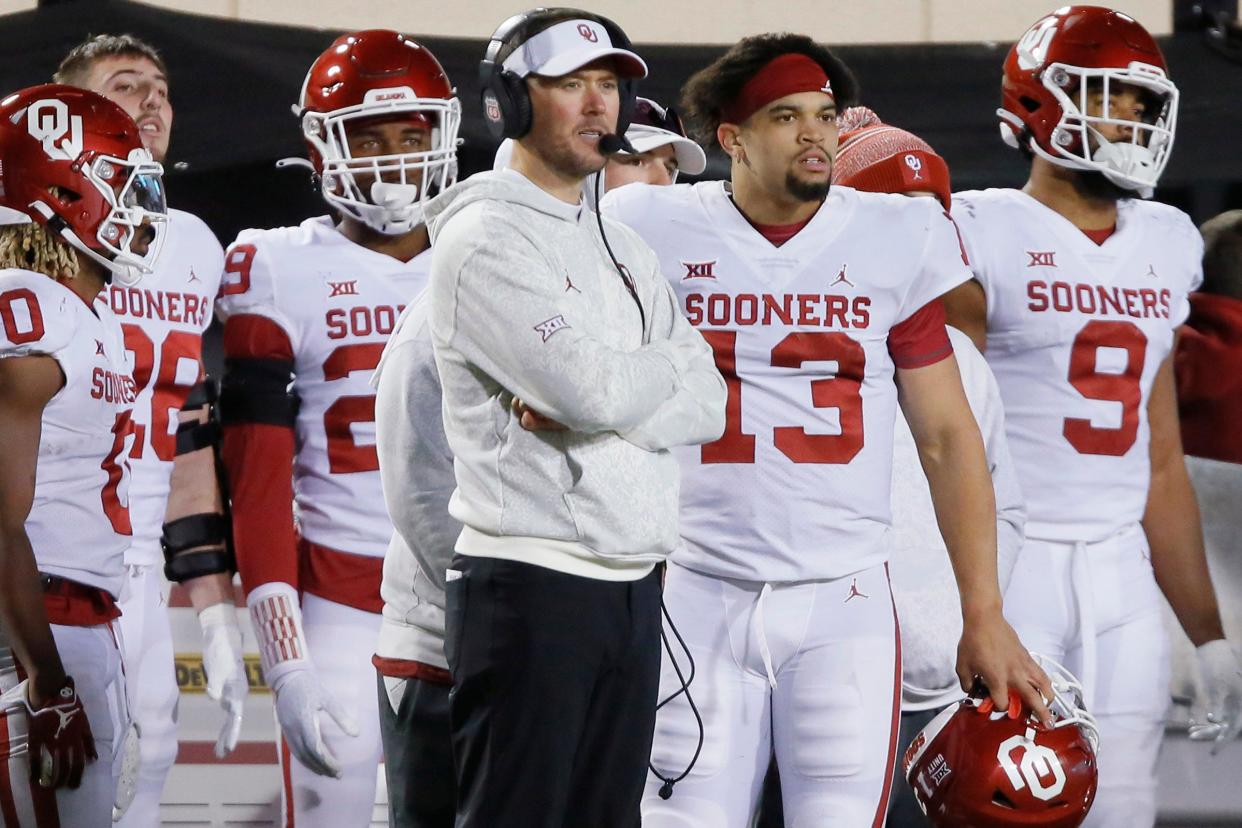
(105, 209), (224, 566)
(602, 182), (972, 582)
(0, 269), (135, 596)
(216, 218), (429, 603)
(952, 189), (1202, 541)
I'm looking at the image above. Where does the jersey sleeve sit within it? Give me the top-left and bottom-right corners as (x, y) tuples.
(0, 272), (77, 372)
(214, 231), (297, 345)
(900, 201), (973, 322)
(1170, 212), (1205, 327)
(888, 300), (952, 369)
(219, 309), (299, 595)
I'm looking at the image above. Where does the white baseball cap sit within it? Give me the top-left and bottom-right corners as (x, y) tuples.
(624, 125), (707, 176)
(502, 18), (647, 79)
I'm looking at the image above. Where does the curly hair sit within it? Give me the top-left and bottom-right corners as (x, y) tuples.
(0, 224), (78, 281)
(681, 33), (858, 148)
(54, 33), (167, 86)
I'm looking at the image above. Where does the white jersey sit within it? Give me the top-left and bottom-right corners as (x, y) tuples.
(952, 189), (1202, 541)
(603, 182), (972, 582)
(0, 269), (135, 596)
(105, 209), (224, 566)
(216, 217), (430, 558)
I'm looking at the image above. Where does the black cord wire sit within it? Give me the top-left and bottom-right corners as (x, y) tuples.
(593, 171), (647, 337)
(648, 597), (705, 800)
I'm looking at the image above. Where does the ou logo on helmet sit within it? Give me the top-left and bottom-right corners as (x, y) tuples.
(1016, 17), (1058, 72)
(27, 99), (84, 162)
(997, 734), (1066, 800)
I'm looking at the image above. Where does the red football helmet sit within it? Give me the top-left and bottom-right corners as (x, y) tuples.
(297, 30), (460, 234)
(0, 84), (166, 285)
(904, 657), (1100, 827)
(998, 6), (1178, 197)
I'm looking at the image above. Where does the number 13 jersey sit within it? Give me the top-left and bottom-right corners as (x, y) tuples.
(951, 189), (1202, 541)
(603, 182), (972, 583)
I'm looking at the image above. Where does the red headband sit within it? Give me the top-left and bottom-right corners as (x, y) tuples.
(721, 53), (834, 125)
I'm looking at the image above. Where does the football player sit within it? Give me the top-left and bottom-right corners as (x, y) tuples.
(216, 31), (460, 826)
(942, 7), (1242, 825)
(603, 34), (1050, 826)
(54, 34), (242, 825)
(0, 83), (166, 827)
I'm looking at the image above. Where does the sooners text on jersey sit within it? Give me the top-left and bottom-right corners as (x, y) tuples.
(952, 189), (1202, 540)
(216, 217), (430, 561)
(106, 209), (224, 565)
(603, 182), (971, 582)
(0, 268), (136, 596)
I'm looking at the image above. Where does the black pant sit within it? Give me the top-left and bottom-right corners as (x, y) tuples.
(444, 555), (663, 828)
(376, 671), (456, 828)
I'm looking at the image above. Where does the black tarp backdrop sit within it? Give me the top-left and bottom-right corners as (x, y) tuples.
(3, 0), (1242, 244)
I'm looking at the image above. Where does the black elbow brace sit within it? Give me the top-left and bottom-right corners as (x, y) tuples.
(219, 357), (299, 427)
(161, 513), (235, 583)
(176, 376), (221, 456)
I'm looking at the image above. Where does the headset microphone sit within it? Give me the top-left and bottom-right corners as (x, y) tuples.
(598, 133), (636, 156)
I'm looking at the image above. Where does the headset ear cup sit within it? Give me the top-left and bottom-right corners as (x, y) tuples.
(501, 70), (533, 139)
(616, 77), (637, 136)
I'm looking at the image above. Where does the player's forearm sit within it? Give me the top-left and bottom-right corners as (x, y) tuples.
(918, 425), (1003, 618)
(184, 572), (236, 614)
(166, 407), (225, 519)
(1145, 458), (1224, 646)
(0, 528), (66, 702)
(221, 422), (299, 594)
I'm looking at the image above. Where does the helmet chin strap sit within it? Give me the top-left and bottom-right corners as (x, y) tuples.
(1091, 139), (1157, 199)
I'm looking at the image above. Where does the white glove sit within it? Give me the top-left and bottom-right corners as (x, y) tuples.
(248, 582), (358, 778)
(111, 723), (140, 821)
(198, 602), (248, 757)
(271, 667), (359, 778)
(1189, 639), (1242, 754)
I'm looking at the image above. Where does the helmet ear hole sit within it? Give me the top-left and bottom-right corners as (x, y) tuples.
(1019, 95), (1042, 113)
(991, 789), (1018, 810)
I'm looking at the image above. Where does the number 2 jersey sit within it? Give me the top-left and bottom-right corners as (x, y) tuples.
(951, 189), (1202, 541)
(602, 182), (972, 583)
(105, 209), (224, 566)
(216, 217), (428, 609)
(0, 269), (135, 596)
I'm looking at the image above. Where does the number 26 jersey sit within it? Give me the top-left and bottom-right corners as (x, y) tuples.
(952, 189), (1202, 541)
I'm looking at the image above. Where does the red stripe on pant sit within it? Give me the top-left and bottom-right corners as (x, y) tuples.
(0, 708), (60, 827)
(280, 737), (295, 828)
(871, 563), (903, 828)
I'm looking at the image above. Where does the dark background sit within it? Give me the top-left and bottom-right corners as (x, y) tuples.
(4, 0), (1242, 251)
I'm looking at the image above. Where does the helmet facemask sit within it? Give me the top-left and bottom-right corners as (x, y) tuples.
(32, 146), (167, 286)
(303, 90), (461, 235)
(1033, 61), (1177, 199)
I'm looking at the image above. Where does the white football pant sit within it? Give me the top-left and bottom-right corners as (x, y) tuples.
(644, 561), (900, 828)
(1003, 525), (1169, 828)
(113, 565), (179, 828)
(279, 594), (383, 827)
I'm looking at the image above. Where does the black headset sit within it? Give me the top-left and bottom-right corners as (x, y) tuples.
(479, 7), (640, 140)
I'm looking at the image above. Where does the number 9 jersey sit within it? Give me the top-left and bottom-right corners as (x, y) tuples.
(951, 189), (1202, 541)
(215, 217), (429, 599)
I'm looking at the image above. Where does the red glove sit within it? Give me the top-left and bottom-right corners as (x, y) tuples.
(2, 677), (97, 789)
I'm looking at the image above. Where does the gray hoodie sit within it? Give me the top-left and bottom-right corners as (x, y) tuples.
(425, 169), (725, 580)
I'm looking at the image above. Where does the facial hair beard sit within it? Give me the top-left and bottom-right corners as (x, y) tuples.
(532, 133), (607, 182)
(1069, 168), (1135, 203)
(786, 172), (830, 203)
